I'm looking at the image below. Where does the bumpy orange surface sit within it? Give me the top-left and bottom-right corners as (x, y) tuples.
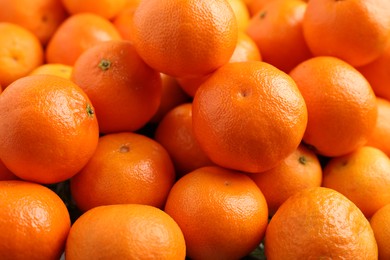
(265, 187), (378, 259)
(70, 132), (176, 212)
(0, 0), (67, 45)
(165, 166), (269, 260)
(0, 74), (99, 184)
(0, 22), (44, 87)
(192, 61), (307, 173)
(65, 204), (186, 260)
(323, 146), (390, 218)
(0, 180), (71, 260)
(71, 40), (162, 133)
(289, 56), (378, 157)
(45, 13), (122, 65)
(131, 0), (238, 78)
(303, 0), (390, 66)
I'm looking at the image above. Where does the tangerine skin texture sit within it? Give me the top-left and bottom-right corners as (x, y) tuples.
(0, 22), (44, 87)
(370, 204), (390, 260)
(357, 44), (390, 101)
(65, 204), (186, 260)
(322, 146), (390, 218)
(131, 0), (238, 78)
(265, 187), (378, 259)
(192, 61), (308, 173)
(0, 180), (71, 260)
(0, 75), (99, 184)
(71, 40), (163, 134)
(0, 0), (68, 45)
(289, 56), (378, 157)
(164, 166), (269, 260)
(366, 98), (390, 157)
(70, 132), (176, 212)
(45, 13), (122, 66)
(303, 0), (390, 67)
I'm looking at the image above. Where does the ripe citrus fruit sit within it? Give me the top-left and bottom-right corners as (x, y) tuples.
(131, 0), (238, 78)
(192, 61), (307, 173)
(0, 74), (99, 184)
(246, 0), (312, 73)
(71, 40), (162, 133)
(370, 203), (390, 260)
(366, 97), (390, 157)
(164, 166), (269, 260)
(322, 146), (390, 218)
(0, 0), (68, 45)
(227, 0), (251, 31)
(303, 0), (390, 67)
(248, 143), (322, 215)
(229, 31), (262, 63)
(65, 204), (186, 260)
(265, 187), (378, 259)
(177, 31), (262, 97)
(149, 73), (190, 124)
(154, 103), (214, 177)
(176, 73), (211, 98)
(45, 13), (122, 65)
(0, 180), (71, 260)
(0, 22), (44, 87)
(112, 3), (139, 42)
(289, 56), (378, 157)
(61, 0), (127, 19)
(357, 43), (390, 101)
(70, 132), (176, 212)
(29, 63), (73, 80)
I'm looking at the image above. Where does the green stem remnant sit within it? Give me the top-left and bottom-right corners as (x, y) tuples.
(98, 59), (111, 71)
(299, 155), (307, 165)
(86, 103), (95, 118)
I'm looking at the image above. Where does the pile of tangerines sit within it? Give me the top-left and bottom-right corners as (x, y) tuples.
(0, 0), (390, 259)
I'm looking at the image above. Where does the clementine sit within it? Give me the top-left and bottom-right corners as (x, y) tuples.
(303, 0), (390, 67)
(131, 0), (238, 78)
(366, 97), (390, 157)
(248, 143), (322, 215)
(149, 73), (190, 124)
(154, 103), (214, 177)
(229, 31), (262, 63)
(227, 0), (251, 31)
(65, 204), (186, 260)
(246, 0), (312, 73)
(322, 146), (390, 218)
(177, 32), (262, 97)
(29, 63), (73, 80)
(192, 61), (307, 173)
(164, 166), (268, 260)
(0, 74), (99, 184)
(0, 22), (44, 87)
(370, 203), (390, 260)
(357, 43), (390, 101)
(71, 40), (162, 133)
(289, 56), (378, 157)
(0, 0), (68, 45)
(0, 180), (71, 260)
(45, 13), (122, 65)
(265, 187), (378, 259)
(70, 132), (176, 212)
(112, 4), (139, 42)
